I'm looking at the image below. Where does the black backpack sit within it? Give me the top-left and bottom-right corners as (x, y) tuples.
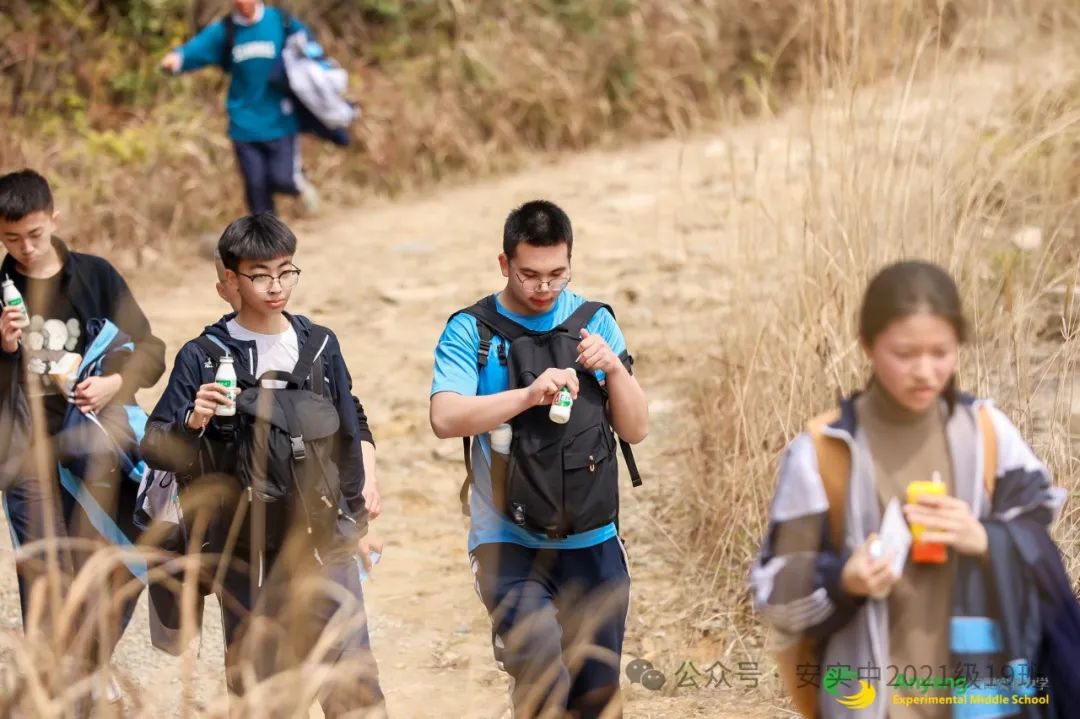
(196, 328), (345, 541)
(454, 295), (642, 539)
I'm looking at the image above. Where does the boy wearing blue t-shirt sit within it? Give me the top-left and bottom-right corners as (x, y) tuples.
(430, 200), (649, 718)
(161, 1), (318, 215)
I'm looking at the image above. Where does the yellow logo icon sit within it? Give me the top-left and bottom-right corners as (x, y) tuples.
(835, 680), (877, 710)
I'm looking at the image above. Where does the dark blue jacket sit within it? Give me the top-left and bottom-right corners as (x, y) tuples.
(0, 238), (166, 405)
(140, 312), (369, 538)
(986, 516), (1080, 718)
(0, 239), (165, 489)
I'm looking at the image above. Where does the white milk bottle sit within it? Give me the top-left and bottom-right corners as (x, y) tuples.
(549, 386), (573, 424)
(2, 276), (27, 317)
(215, 355), (238, 417)
(490, 423), (512, 483)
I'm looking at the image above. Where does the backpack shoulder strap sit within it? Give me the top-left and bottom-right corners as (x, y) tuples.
(193, 335), (257, 387)
(459, 437), (473, 516)
(453, 295), (531, 369)
(458, 295), (532, 343)
(476, 322), (495, 369)
(773, 409), (849, 719)
(309, 343), (327, 396)
(806, 409), (849, 553)
(195, 334), (228, 358)
(977, 404), (998, 500)
(618, 438), (642, 488)
(290, 325), (331, 390)
(220, 14), (236, 70)
(776, 639), (821, 719)
(561, 300), (614, 337)
(280, 8), (296, 35)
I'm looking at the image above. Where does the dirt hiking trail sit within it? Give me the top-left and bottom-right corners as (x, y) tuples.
(0, 58), (1019, 718)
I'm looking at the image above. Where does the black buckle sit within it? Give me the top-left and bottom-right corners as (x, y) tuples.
(478, 339), (491, 368)
(290, 436), (306, 461)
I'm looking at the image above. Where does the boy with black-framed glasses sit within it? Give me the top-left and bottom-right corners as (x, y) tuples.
(141, 212), (385, 716)
(212, 245), (383, 518)
(429, 199), (650, 718)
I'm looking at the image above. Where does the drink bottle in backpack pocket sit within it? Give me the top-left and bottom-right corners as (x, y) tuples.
(489, 423), (512, 510)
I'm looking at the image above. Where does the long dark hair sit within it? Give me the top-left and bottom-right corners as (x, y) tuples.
(859, 261), (968, 413)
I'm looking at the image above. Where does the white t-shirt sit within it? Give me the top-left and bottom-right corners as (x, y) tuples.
(226, 319), (299, 388)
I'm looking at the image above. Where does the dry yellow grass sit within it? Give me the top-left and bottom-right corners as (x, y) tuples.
(1, 0), (1078, 715)
(2, 0), (996, 264)
(672, 0), (1080, 703)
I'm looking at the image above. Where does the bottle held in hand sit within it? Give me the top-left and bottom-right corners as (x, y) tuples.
(215, 355), (238, 417)
(549, 384), (573, 424)
(2, 276), (27, 317)
(907, 470), (947, 564)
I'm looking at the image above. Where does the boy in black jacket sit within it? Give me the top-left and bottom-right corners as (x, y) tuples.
(213, 245), (383, 518)
(0, 169), (166, 640)
(141, 213), (383, 715)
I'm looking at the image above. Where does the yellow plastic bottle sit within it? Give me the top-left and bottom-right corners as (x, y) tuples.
(907, 471), (947, 564)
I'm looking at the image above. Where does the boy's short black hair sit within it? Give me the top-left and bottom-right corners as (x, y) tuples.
(0, 169), (55, 222)
(502, 200), (573, 260)
(217, 213), (297, 271)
